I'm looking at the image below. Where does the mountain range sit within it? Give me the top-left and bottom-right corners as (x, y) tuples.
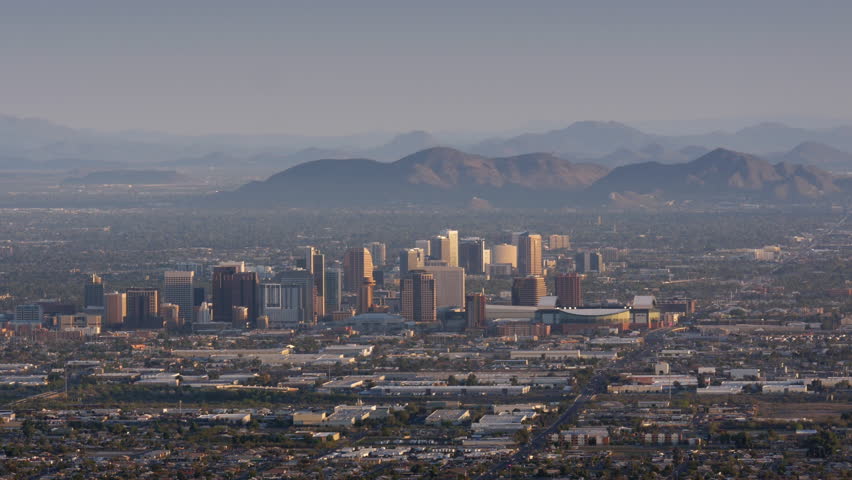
(212, 147), (849, 208)
(3, 114), (852, 175)
(586, 148), (842, 205)
(214, 148), (607, 208)
(63, 169), (188, 185)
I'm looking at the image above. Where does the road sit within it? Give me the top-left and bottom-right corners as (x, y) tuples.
(6, 390), (62, 408)
(475, 329), (671, 480)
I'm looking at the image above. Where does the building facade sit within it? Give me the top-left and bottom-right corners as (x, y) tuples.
(212, 263), (258, 325)
(555, 273), (582, 307)
(440, 229), (459, 267)
(517, 232), (543, 276)
(125, 288), (160, 329)
(422, 265), (465, 308)
(575, 252), (605, 273)
(163, 270), (194, 323)
(459, 237), (486, 275)
(84, 274), (105, 310)
(104, 292), (126, 327)
(399, 248), (426, 275)
(465, 293), (486, 330)
(343, 248), (373, 292)
(400, 270), (436, 323)
(511, 276), (546, 307)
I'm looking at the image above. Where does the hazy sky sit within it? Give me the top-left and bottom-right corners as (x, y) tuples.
(2, 0), (851, 136)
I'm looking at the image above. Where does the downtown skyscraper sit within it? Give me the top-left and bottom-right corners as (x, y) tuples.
(517, 232), (543, 276)
(343, 247), (373, 292)
(212, 262), (258, 325)
(440, 228), (459, 267)
(162, 270), (194, 323)
(555, 273), (583, 307)
(400, 270), (436, 323)
(84, 274), (105, 310)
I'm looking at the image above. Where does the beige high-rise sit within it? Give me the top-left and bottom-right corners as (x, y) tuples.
(492, 244), (518, 268)
(422, 265), (465, 308)
(517, 232), (543, 276)
(440, 229), (459, 267)
(343, 248), (373, 292)
(104, 292), (126, 327)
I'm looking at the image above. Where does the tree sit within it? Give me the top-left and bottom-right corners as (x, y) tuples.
(21, 419), (35, 439)
(513, 428), (531, 444)
(804, 430), (841, 458)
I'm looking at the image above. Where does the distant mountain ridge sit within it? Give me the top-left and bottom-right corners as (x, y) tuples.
(768, 141), (852, 173)
(64, 169), (189, 185)
(216, 147), (609, 207)
(587, 148), (842, 203)
(472, 121), (655, 156)
(214, 146), (849, 208)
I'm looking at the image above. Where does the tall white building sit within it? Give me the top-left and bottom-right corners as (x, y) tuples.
(440, 229), (459, 267)
(163, 271), (194, 323)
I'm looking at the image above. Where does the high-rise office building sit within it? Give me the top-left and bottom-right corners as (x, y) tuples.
(343, 248), (373, 292)
(511, 276), (546, 306)
(303, 248), (326, 318)
(163, 271), (194, 323)
(366, 242), (387, 267)
(429, 235), (451, 264)
(440, 229), (459, 267)
(549, 234), (571, 250)
(125, 288), (160, 329)
(517, 232), (543, 276)
(465, 293), (486, 330)
(575, 252), (605, 273)
(400, 270), (436, 323)
(399, 248), (426, 275)
(14, 304), (43, 324)
(415, 239), (431, 257)
(104, 292), (126, 327)
(84, 274), (105, 310)
(357, 276), (375, 314)
(492, 244), (518, 268)
(280, 283), (308, 325)
(259, 283), (285, 326)
(279, 269), (316, 325)
(555, 273), (582, 307)
(422, 265), (465, 308)
(459, 237), (486, 275)
(324, 268), (343, 313)
(212, 263), (258, 325)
